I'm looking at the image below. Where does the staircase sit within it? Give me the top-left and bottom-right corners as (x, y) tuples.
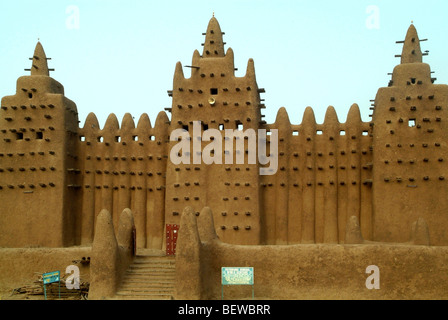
(114, 254), (176, 300)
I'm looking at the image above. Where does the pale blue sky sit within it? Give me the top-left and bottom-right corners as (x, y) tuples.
(0, 0), (447, 127)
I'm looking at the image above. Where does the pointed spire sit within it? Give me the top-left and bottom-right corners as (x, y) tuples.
(121, 113), (136, 130)
(302, 107), (317, 126)
(137, 113), (152, 130)
(174, 61), (185, 82)
(197, 207), (218, 242)
(203, 16), (225, 58)
(117, 208), (135, 250)
(275, 107), (291, 125)
(30, 42), (50, 76)
(103, 113), (120, 131)
(245, 58), (256, 80)
(346, 103), (362, 123)
(103, 113), (120, 141)
(324, 106), (340, 124)
(192, 49), (201, 66)
(83, 112), (100, 130)
(401, 24), (423, 64)
(323, 106), (340, 138)
(155, 111), (170, 128)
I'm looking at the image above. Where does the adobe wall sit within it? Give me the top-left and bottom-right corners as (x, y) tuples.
(89, 208), (136, 300)
(76, 112), (169, 249)
(0, 247), (91, 297)
(2, 18), (448, 253)
(200, 240), (448, 300)
(260, 105), (372, 245)
(176, 207), (448, 300)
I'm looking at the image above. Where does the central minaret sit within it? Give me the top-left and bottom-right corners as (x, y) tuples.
(165, 16), (264, 245)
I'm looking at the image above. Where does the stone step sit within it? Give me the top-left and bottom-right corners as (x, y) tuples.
(129, 266), (175, 271)
(124, 274), (175, 279)
(134, 256), (175, 261)
(120, 279), (175, 285)
(119, 279), (175, 288)
(134, 256), (175, 260)
(114, 292), (173, 299)
(124, 271), (175, 276)
(126, 270), (176, 276)
(117, 287), (174, 294)
(113, 294), (173, 300)
(114, 255), (176, 300)
(126, 267), (175, 272)
(132, 260), (175, 264)
(123, 272), (175, 278)
(122, 280), (174, 285)
(131, 264), (175, 269)
(123, 278), (173, 282)
(133, 259), (175, 263)
(120, 284), (174, 290)
(123, 278), (175, 282)
(128, 264), (176, 272)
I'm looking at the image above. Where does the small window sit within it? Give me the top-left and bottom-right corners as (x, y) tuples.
(97, 136), (104, 143)
(362, 131), (369, 136)
(149, 135), (155, 141)
(267, 131), (272, 136)
(210, 88), (218, 95)
(411, 78), (416, 85)
(219, 124), (224, 130)
(115, 136), (121, 142)
(133, 135), (138, 141)
(293, 131), (299, 136)
(36, 132), (43, 140)
(80, 135), (86, 142)
(16, 132), (24, 140)
(317, 130), (323, 135)
(182, 125), (189, 131)
(340, 130), (346, 136)
(237, 123), (243, 130)
(409, 119), (416, 127)
(203, 123), (209, 131)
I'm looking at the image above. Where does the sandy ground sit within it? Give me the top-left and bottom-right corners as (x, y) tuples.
(0, 248), (166, 301)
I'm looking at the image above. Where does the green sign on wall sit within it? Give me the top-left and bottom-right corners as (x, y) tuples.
(42, 271), (61, 300)
(221, 267), (254, 285)
(43, 271), (60, 285)
(221, 267), (255, 300)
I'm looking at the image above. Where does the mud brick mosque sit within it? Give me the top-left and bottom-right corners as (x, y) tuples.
(1, 16), (448, 300)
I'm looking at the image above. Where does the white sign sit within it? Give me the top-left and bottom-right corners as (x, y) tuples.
(222, 267), (254, 285)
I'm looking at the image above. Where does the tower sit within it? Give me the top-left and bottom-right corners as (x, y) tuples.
(165, 16), (264, 245)
(0, 42), (79, 247)
(371, 25), (448, 245)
